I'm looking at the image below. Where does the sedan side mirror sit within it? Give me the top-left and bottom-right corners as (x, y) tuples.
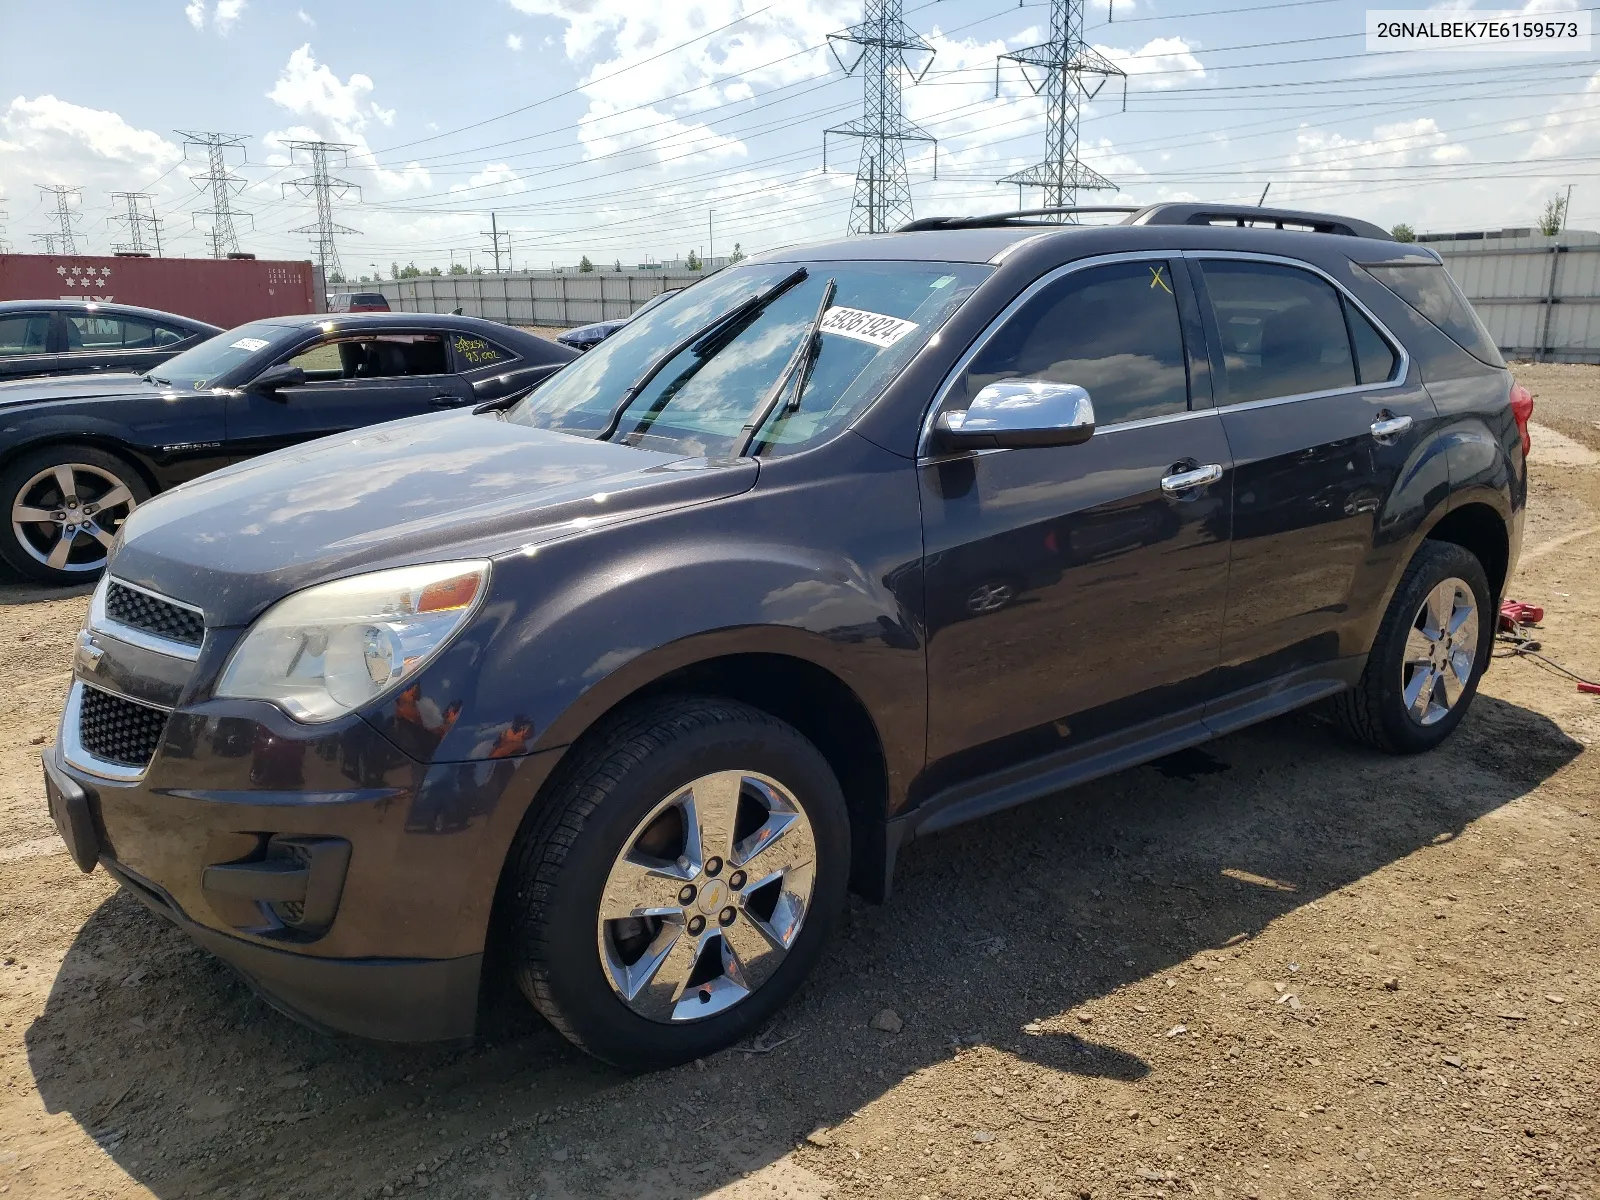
(248, 363), (306, 396)
(934, 380), (1096, 451)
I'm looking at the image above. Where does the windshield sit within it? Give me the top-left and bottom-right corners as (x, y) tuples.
(149, 321), (297, 389)
(507, 261), (989, 457)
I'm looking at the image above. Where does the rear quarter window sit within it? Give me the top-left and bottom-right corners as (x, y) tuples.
(1361, 263), (1504, 368)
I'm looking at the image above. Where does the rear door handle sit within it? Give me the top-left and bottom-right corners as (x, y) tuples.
(1371, 414), (1413, 440)
(430, 394), (467, 407)
(1161, 463), (1223, 495)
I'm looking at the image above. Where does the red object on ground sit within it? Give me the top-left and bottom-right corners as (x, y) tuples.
(0, 253), (316, 328)
(1499, 599), (1544, 632)
(1578, 682), (1600, 695)
(1509, 380), (1534, 458)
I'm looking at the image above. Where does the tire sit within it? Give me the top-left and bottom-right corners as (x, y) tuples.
(0, 444), (149, 585)
(1332, 540), (1494, 754)
(501, 695), (850, 1069)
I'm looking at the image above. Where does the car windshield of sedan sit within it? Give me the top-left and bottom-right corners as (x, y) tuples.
(507, 261), (989, 457)
(145, 320), (298, 389)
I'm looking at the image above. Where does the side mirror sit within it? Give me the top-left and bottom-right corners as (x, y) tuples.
(248, 363), (306, 395)
(934, 380), (1096, 451)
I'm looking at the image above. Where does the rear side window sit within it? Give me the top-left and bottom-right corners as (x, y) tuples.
(956, 259), (1190, 427)
(1198, 260), (1356, 404)
(1363, 263), (1503, 368)
(0, 314), (50, 356)
(66, 315), (147, 351)
(451, 333), (518, 370)
(1346, 304), (1399, 385)
(288, 334), (448, 380)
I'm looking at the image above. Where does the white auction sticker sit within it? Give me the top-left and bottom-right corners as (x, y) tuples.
(230, 337), (270, 351)
(818, 306), (919, 349)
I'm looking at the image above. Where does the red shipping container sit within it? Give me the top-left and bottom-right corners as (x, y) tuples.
(0, 253), (316, 329)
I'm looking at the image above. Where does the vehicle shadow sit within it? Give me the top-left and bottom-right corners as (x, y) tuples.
(27, 692), (1579, 1199)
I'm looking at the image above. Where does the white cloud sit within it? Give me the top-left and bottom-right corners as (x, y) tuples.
(506, 32), (524, 51)
(1098, 36), (1204, 91)
(184, 0), (205, 29)
(264, 45), (429, 193)
(297, 7), (314, 25)
(215, 0), (245, 33)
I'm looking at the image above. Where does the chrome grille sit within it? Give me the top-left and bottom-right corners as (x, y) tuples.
(104, 581), (204, 648)
(78, 686), (169, 769)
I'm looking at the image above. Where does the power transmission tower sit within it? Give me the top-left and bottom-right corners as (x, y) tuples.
(282, 140), (361, 281)
(481, 213), (509, 272)
(823, 0), (937, 235)
(33, 185), (84, 255)
(108, 191), (163, 256)
(995, 0), (1127, 215)
(177, 130), (252, 256)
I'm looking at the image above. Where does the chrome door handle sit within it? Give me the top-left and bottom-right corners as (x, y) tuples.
(1161, 463), (1223, 495)
(1371, 414), (1413, 440)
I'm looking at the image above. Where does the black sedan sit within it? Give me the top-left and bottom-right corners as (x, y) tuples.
(0, 300), (221, 383)
(556, 288), (681, 352)
(0, 313), (575, 584)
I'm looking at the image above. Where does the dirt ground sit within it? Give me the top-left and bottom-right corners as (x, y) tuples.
(2, 364), (1598, 1200)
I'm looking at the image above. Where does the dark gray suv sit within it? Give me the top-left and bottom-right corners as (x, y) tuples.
(44, 203), (1529, 1069)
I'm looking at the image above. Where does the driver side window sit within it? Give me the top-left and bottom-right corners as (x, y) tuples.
(286, 334), (449, 382)
(951, 260), (1191, 428)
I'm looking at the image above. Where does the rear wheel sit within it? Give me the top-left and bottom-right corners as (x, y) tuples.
(0, 445), (148, 585)
(1333, 540), (1493, 754)
(500, 696), (850, 1069)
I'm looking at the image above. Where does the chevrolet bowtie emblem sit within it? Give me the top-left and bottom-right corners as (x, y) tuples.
(76, 631), (105, 672)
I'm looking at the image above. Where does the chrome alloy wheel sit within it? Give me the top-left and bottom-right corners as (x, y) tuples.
(596, 770), (817, 1023)
(10, 463), (138, 574)
(1401, 576), (1479, 726)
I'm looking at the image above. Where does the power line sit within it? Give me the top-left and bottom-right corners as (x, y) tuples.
(282, 140), (362, 281)
(108, 191), (163, 256)
(822, 0), (937, 233)
(33, 185), (83, 255)
(177, 130), (252, 257)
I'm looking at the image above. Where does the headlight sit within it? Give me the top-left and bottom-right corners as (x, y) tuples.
(216, 561), (489, 722)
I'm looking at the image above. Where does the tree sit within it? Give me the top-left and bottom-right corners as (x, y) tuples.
(578, 255), (595, 273)
(425, 266), (442, 277)
(389, 262), (400, 279)
(685, 249), (702, 271)
(613, 259), (623, 272)
(1390, 224), (1415, 243)
(327, 269), (347, 283)
(449, 262), (469, 275)
(1538, 193), (1568, 237)
(397, 261), (423, 279)
(728, 242), (745, 264)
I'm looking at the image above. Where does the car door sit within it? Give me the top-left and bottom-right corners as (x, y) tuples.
(223, 330), (466, 459)
(921, 256), (1234, 776)
(1190, 253), (1441, 692)
(0, 311), (57, 380)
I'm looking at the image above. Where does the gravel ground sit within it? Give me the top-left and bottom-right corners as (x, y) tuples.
(1, 364), (1597, 1200)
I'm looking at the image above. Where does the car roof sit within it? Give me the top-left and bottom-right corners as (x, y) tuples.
(0, 298), (222, 330)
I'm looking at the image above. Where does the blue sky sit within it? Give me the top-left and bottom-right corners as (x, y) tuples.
(0, 0), (1595, 274)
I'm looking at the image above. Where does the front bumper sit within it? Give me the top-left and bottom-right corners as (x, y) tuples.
(45, 705), (560, 1042)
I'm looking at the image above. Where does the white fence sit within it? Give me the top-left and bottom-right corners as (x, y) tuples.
(371, 271), (704, 328)
(1426, 229), (1600, 364)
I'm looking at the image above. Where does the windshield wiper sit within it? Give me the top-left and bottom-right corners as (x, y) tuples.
(597, 266), (808, 441)
(143, 373), (170, 385)
(737, 277), (836, 457)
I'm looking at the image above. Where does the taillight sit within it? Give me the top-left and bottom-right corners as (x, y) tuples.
(1510, 381), (1533, 458)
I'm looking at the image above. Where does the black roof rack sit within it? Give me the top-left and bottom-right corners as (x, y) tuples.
(898, 206), (1141, 232)
(1129, 203), (1392, 241)
(896, 201), (1391, 241)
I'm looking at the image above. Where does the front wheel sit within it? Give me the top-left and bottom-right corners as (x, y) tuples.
(500, 696), (850, 1069)
(0, 445), (148, 585)
(1333, 540), (1494, 754)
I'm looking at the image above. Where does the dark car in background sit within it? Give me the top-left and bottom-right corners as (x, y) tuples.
(0, 312), (575, 583)
(328, 293), (390, 313)
(557, 288), (681, 352)
(0, 300), (220, 382)
(43, 203), (1527, 1070)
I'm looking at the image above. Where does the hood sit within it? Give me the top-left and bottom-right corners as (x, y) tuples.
(0, 372), (156, 407)
(111, 410), (757, 625)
